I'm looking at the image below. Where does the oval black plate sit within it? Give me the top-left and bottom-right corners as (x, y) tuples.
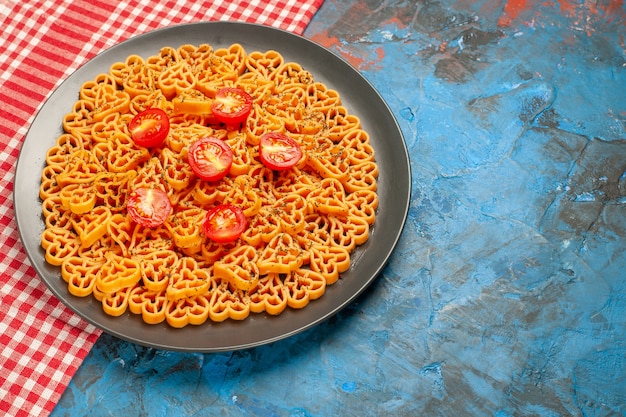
(14, 22), (411, 352)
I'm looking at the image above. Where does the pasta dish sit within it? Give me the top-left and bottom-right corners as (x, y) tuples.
(39, 43), (378, 327)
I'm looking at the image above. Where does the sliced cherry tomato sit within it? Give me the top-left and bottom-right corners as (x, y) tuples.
(203, 204), (247, 243)
(128, 108), (170, 148)
(187, 137), (233, 181)
(127, 187), (172, 228)
(259, 132), (303, 171)
(211, 87), (252, 125)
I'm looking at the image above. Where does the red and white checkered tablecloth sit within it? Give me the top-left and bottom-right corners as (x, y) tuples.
(0, 1), (323, 416)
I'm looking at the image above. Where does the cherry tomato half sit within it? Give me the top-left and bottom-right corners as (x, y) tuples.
(211, 87), (253, 125)
(127, 187), (173, 228)
(187, 137), (233, 181)
(203, 204), (247, 243)
(128, 108), (170, 148)
(259, 132), (303, 171)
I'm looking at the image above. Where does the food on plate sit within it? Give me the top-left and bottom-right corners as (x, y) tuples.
(187, 136), (233, 182)
(259, 132), (303, 171)
(128, 108), (170, 148)
(39, 43), (379, 327)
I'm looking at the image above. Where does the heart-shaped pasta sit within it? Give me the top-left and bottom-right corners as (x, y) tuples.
(166, 257), (212, 302)
(40, 42), (379, 327)
(245, 49), (284, 78)
(165, 208), (206, 252)
(257, 233), (307, 275)
(128, 285), (167, 325)
(157, 61), (197, 100)
(166, 295), (212, 327)
(100, 285), (134, 317)
(307, 178), (350, 216)
(61, 256), (103, 297)
(213, 245), (260, 291)
(324, 106), (362, 141)
(70, 205), (112, 248)
(308, 244), (351, 285)
(92, 85), (131, 122)
(249, 273), (288, 315)
(79, 73), (118, 101)
(208, 280), (251, 322)
(137, 249), (178, 292)
(213, 43), (247, 76)
(284, 268), (326, 309)
(62, 100), (97, 135)
(41, 228), (81, 266)
(95, 252), (141, 294)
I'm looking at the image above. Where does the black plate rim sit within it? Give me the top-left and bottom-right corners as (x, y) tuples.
(13, 21), (411, 353)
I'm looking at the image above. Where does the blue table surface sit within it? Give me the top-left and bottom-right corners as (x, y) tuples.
(52, 1), (626, 416)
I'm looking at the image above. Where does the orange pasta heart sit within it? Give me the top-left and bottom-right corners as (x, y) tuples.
(79, 73), (118, 102)
(122, 59), (156, 98)
(95, 252), (141, 294)
(55, 150), (102, 187)
(168, 123), (216, 153)
(240, 208), (283, 247)
(107, 213), (136, 256)
(42, 195), (72, 230)
(62, 100), (97, 135)
(195, 55), (238, 98)
(346, 189), (379, 226)
(40, 227), (81, 266)
(61, 256), (103, 297)
(222, 175), (262, 217)
(213, 43), (247, 75)
(46, 133), (85, 166)
(94, 171), (137, 213)
(165, 207), (206, 252)
(159, 147), (195, 191)
(343, 161), (379, 193)
(208, 279), (251, 322)
(327, 107), (361, 142)
(328, 214), (370, 252)
(284, 268), (327, 309)
(100, 285), (134, 317)
(306, 82), (341, 112)
(59, 183), (97, 215)
(307, 178), (350, 216)
(213, 245), (260, 291)
(166, 257), (212, 302)
(245, 49), (283, 78)
(129, 90), (172, 115)
(165, 295), (212, 328)
(128, 286), (167, 324)
(257, 233), (307, 275)
(97, 132), (151, 173)
(249, 273), (288, 315)
(91, 112), (128, 144)
(110, 54), (152, 96)
(177, 44), (213, 67)
(71, 205), (112, 248)
(137, 249), (178, 292)
(243, 104), (285, 146)
(157, 61), (196, 100)
(271, 62), (313, 87)
(93, 85), (131, 122)
(273, 193), (307, 235)
(305, 143), (350, 183)
(308, 244), (351, 285)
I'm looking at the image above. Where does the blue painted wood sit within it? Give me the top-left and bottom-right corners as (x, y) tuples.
(52, 1), (626, 416)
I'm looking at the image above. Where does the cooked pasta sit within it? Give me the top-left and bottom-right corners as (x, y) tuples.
(40, 43), (379, 328)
